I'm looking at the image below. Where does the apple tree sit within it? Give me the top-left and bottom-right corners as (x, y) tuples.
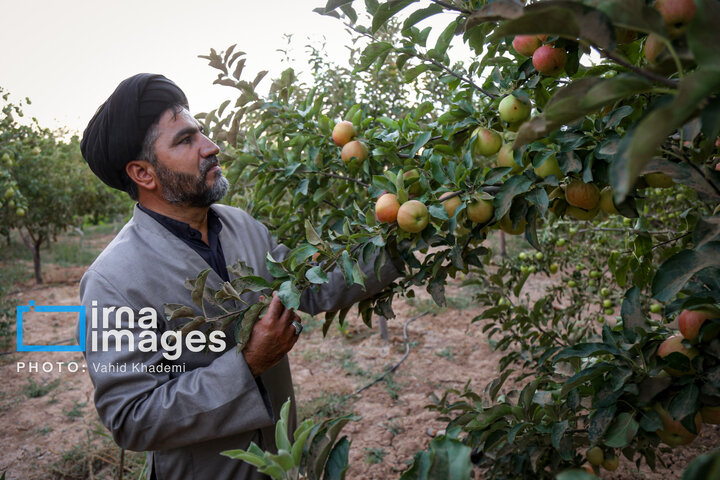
(189, 0), (720, 477)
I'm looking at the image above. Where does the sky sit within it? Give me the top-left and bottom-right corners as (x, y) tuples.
(0, 0), (364, 134)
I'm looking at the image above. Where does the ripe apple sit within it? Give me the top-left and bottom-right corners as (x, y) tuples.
(644, 34), (666, 63)
(439, 192), (462, 218)
(599, 187), (620, 215)
(654, 404), (701, 446)
(403, 169), (424, 196)
(565, 180), (600, 210)
(566, 205), (599, 221)
(473, 128), (502, 157)
(332, 121), (356, 146)
(644, 172), (674, 188)
(701, 405), (720, 424)
(397, 200), (429, 233)
(534, 155), (563, 179)
(512, 35), (542, 57)
(587, 446), (604, 466)
(498, 95), (531, 124)
(497, 144), (524, 173)
(657, 334), (698, 376)
(498, 213), (526, 235)
(655, 0), (697, 38)
(532, 45), (567, 76)
(467, 195), (494, 223)
(341, 140), (369, 166)
(678, 309), (713, 341)
(375, 193), (400, 223)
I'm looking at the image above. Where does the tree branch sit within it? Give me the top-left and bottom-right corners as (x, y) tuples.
(595, 47), (679, 89)
(426, 58), (498, 99)
(429, 0), (472, 15)
(265, 167), (370, 188)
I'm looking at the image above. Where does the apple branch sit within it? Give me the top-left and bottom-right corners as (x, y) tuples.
(428, 0), (472, 15)
(264, 167), (370, 188)
(593, 47), (679, 89)
(425, 58), (499, 99)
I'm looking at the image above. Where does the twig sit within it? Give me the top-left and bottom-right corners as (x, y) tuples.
(345, 311), (429, 399)
(397, 135), (444, 151)
(429, 0), (472, 14)
(265, 167), (370, 188)
(594, 47), (679, 89)
(118, 448), (124, 480)
(426, 58), (498, 99)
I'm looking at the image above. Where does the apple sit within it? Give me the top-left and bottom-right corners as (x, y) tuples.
(375, 193), (400, 223)
(587, 446), (604, 466)
(341, 140), (368, 166)
(566, 205), (599, 221)
(657, 334), (698, 376)
(472, 128), (502, 157)
(602, 453), (619, 471)
(565, 180), (600, 210)
(701, 405), (720, 424)
(655, 0), (697, 38)
(498, 95), (531, 124)
(599, 187), (620, 215)
(549, 263), (559, 274)
(497, 144), (524, 173)
(644, 172), (674, 188)
(332, 120), (356, 146)
(512, 35), (542, 57)
(397, 200), (429, 233)
(498, 213), (526, 235)
(654, 403), (701, 446)
(439, 192), (462, 218)
(403, 169), (424, 196)
(650, 303), (663, 314)
(678, 309), (713, 341)
(532, 45), (567, 76)
(15, 207), (25, 217)
(644, 34), (666, 63)
(467, 195), (494, 224)
(534, 155), (563, 179)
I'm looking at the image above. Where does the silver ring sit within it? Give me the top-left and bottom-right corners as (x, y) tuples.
(291, 320), (303, 335)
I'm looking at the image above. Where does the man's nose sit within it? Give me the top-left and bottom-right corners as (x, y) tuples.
(201, 134), (220, 157)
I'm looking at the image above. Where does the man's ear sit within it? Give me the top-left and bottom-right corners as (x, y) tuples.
(126, 160), (157, 192)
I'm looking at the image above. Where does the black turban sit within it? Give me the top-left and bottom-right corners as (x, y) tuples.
(81, 73), (189, 193)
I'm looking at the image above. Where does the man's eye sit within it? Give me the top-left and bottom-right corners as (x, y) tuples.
(181, 137), (192, 144)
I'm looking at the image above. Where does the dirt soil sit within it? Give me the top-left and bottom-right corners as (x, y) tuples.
(1, 239), (719, 479)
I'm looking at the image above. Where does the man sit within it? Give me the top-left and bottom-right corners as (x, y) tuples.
(79, 73), (401, 479)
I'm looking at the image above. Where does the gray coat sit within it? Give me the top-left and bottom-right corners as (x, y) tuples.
(79, 204), (400, 479)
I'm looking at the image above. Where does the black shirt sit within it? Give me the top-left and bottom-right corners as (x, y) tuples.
(137, 203), (230, 281)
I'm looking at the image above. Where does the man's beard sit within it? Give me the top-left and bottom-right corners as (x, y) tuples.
(154, 158), (229, 207)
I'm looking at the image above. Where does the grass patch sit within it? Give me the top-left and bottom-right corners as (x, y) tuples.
(435, 347), (456, 362)
(297, 391), (352, 423)
(63, 400), (87, 422)
(23, 378), (60, 398)
(364, 447), (387, 465)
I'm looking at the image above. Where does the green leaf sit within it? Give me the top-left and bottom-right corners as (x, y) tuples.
(687, 0), (720, 68)
(560, 363), (613, 396)
(593, 0), (667, 37)
(221, 448), (267, 467)
(640, 158), (720, 201)
(611, 69), (720, 200)
(604, 412), (639, 448)
(556, 471), (600, 480)
(287, 244), (319, 269)
(372, 0), (418, 34)
(356, 42), (394, 72)
(323, 436), (350, 480)
(429, 19), (458, 60)
(277, 280), (301, 310)
(669, 384), (700, 422)
(553, 343), (622, 363)
(552, 420), (569, 449)
(402, 4), (443, 32)
(621, 286), (646, 341)
(493, 175), (533, 220)
(681, 449), (720, 480)
(305, 220), (323, 245)
(340, 250), (355, 288)
(693, 216), (720, 248)
(187, 269), (211, 308)
(306, 266), (330, 284)
(236, 302), (266, 349)
(410, 131), (432, 158)
(589, 405), (617, 444)
(652, 242), (720, 302)
(164, 303), (196, 321)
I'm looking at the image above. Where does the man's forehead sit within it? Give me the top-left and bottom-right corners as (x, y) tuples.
(157, 107), (200, 133)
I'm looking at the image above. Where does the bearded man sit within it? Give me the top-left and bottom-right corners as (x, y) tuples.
(78, 73), (401, 479)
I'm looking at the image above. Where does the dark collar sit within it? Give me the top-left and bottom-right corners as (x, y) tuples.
(136, 203), (223, 242)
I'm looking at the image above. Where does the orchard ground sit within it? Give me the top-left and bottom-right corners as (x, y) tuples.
(0, 226), (718, 479)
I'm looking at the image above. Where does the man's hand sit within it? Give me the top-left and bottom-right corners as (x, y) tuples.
(243, 294), (301, 378)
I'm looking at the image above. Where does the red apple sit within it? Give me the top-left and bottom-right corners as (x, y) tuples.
(654, 403), (701, 446)
(512, 35), (542, 57)
(657, 334), (698, 376)
(498, 94), (531, 124)
(341, 140), (368, 166)
(467, 195), (494, 224)
(644, 34), (666, 63)
(532, 45), (567, 76)
(565, 180), (600, 210)
(439, 192), (462, 218)
(375, 193), (400, 223)
(397, 200), (429, 233)
(472, 128), (502, 157)
(678, 309), (714, 341)
(332, 120), (356, 146)
(655, 0), (697, 38)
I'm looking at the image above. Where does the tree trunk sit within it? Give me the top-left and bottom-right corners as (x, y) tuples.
(378, 315), (389, 342)
(500, 231), (507, 257)
(19, 228), (44, 284)
(32, 240), (43, 284)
